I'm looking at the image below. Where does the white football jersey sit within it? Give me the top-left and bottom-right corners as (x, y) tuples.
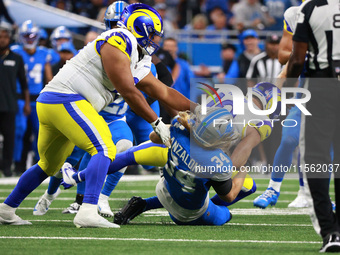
(283, 6), (299, 34)
(41, 28), (151, 112)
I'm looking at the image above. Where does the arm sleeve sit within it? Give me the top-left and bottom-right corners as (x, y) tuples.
(211, 179), (233, 196)
(225, 60), (240, 79)
(17, 55), (28, 93)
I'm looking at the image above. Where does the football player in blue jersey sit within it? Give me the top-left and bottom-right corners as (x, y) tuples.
(48, 26), (73, 65)
(11, 20), (53, 175)
(0, 3), (193, 228)
(64, 107), (256, 226)
(62, 82), (281, 225)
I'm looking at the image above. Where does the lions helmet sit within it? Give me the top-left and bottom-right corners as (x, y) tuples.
(50, 26), (72, 50)
(192, 107), (237, 150)
(118, 3), (163, 55)
(104, 1), (128, 30)
(19, 20), (40, 50)
(250, 82), (281, 119)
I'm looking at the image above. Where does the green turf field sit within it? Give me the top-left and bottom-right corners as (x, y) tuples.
(0, 176), (334, 255)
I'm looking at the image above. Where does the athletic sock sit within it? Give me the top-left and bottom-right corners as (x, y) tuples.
(5, 164), (48, 208)
(268, 179), (282, 193)
(82, 153), (110, 205)
(101, 171), (125, 197)
(47, 176), (62, 195)
(144, 196), (163, 211)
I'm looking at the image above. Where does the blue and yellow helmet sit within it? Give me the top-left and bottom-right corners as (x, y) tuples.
(251, 82), (282, 119)
(19, 20), (40, 50)
(118, 3), (163, 56)
(104, 1), (129, 30)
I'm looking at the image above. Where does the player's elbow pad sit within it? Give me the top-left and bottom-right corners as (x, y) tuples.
(155, 62), (173, 87)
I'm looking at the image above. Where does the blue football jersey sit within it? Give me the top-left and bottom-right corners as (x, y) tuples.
(163, 118), (232, 210)
(12, 45), (51, 95)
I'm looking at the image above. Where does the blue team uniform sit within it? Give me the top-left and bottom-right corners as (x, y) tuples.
(156, 118), (256, 225)
(11, 45), (51, 162)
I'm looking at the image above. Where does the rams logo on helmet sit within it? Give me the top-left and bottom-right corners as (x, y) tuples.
(119, 3), (163, 56)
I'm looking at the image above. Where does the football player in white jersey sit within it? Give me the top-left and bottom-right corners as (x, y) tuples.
(0, 3), (193, 228)
(62, 82), (281, 225)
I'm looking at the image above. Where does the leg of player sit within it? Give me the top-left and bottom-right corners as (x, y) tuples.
(169, 200), (232, 226)
(63, 141), (169, 185)
(33, 147), (84, 216)
(114, 196), (163, 225)
(98, 120), (133, 217)
(211, 173), (257, 206)
(254, 106), (301, 209)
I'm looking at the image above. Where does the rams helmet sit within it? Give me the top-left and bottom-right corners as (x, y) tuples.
(118, 3), (163, 55)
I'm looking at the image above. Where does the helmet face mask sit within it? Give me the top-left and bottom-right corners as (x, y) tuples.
(19, 20), (40, 50)
(118, 3), (163, 56)
(104, 1), (128, 30)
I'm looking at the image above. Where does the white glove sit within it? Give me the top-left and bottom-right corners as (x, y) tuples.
(150, 118), (171, 148)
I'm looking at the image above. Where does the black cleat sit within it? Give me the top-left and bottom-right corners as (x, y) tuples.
(320, 232), (340, 253)
(113, 196), (146, 225)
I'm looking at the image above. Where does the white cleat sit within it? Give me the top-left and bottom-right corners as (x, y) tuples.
(0, 203), (32, 225)
(61, 162), (77, 186)
(98, 194), (114, 217)
(73, 203), (120, 228)
(62, 202), (81, 214)
(288, 190), (309, 208)
(33, 188), (61, 216)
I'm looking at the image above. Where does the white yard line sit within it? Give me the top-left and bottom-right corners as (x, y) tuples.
(0, 236), (321, 244)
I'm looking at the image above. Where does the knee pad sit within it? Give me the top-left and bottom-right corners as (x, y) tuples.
(116, 139), (133, 154)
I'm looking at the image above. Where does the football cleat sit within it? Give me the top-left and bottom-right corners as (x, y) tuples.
(113, 196), (146, 225)
(320, 232), (340, 253)
(74, 203), (120, 228)
(0, 203), (32, 225)
(288, 189), (309, 208)
(253, 188), (280, 209)
(62, 202), (81, 214)
(98, 194), (114, 217)
(33, 188), (61, 215)
(332, 201), (336, 211)
(61, 162), (77, 186)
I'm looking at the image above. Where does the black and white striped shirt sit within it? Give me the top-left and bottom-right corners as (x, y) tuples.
(246, 52), (282, 82)
(294, 0), (340, 71)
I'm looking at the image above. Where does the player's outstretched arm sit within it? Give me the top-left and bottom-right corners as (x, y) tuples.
(136, 72), (195, 112)
(278, 29), (293, 65)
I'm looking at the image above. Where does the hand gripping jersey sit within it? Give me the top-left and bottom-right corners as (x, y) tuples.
(156, 118), (233, 222)
(206, 86), (274, 143)
(41, 28), (151, 112)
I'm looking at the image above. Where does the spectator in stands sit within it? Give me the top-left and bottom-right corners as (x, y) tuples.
(206, 7), (229, 40)
(246, 33), (282, 86)
(238, 29), (261, 79)
(154, 3), (176, 38)
(162, 37), (194, 99)
(214, 43), (239, 84)
(183, 13), (208, 39)
(195, 43), (239, 85)
(231, 0), (274, 31)
(177, 0), (201, 28)
(263, 0), (298, 31)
